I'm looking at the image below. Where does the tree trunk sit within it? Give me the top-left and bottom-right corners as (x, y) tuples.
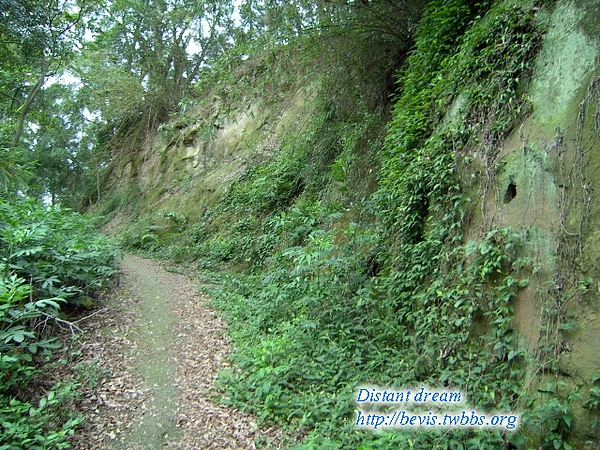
(11, 59), (53, 149)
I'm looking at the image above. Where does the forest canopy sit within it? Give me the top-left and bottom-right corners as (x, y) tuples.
(0, 0), (424, 207)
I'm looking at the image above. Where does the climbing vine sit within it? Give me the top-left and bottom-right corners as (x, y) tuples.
(203, 1), (555, 448)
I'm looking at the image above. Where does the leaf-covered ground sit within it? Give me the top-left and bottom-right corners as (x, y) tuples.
(68, 254), (283, 449)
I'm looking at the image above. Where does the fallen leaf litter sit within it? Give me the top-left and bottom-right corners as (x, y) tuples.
(66, 254), (284, 449)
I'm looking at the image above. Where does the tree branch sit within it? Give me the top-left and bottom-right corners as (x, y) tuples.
(10, 58), (53, 149)
(40, 308), (108, 335)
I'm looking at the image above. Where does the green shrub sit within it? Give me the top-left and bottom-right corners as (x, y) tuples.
(0, 199), (118, 305)
(0, 198), (117, 448)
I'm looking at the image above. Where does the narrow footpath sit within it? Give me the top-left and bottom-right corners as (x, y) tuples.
(70, 254), (281, 449)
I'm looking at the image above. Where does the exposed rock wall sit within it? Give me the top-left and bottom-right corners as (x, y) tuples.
(466, 1), (599, 442)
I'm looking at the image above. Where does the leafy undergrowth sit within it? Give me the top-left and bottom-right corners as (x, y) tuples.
(0, 197), (118, 449)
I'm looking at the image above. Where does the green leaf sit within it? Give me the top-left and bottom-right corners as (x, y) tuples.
(558, 322), (576, 331)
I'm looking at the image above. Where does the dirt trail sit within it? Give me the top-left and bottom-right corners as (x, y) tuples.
(117, 255), (182, 448)
(71, 254), (281, 449)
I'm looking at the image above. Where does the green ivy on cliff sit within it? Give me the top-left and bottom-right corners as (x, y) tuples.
(115, 0), (573, 447)
(201, 1), (560, 448)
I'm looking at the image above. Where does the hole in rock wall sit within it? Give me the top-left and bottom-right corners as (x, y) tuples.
(504, 182), (517, 204)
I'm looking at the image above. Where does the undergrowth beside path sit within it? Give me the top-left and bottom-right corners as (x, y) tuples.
(0, 197), (117, 449)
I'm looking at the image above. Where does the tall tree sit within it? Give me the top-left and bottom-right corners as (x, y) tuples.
(77, 0), (236, 127)
(0, 0), (91, 150)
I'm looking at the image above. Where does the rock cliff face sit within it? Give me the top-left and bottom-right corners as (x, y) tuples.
(106, 79), (318, 222)
(464, 0), (600, 364)
(103, 0), (600, 445)
(462, 2), (600, 441)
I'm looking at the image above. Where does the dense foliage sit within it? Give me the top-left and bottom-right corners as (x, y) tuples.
(0, 197), (118, 448)
(3, 0), (594, 448)
(1, 0), (425, 208)
(117, 0), (585, 448)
